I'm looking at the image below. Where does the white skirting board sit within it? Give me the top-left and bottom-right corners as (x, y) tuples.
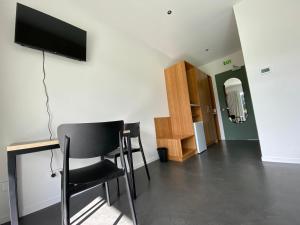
(262, 156), (300, 164)
(0, 216), (9, 224)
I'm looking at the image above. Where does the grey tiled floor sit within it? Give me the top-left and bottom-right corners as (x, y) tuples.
(3, 141), (300, 225)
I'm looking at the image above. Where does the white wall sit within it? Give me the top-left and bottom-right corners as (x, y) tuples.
(234, 0), (300, 164)
(199, 50), (245, 139)
(0, 0), (170, 223)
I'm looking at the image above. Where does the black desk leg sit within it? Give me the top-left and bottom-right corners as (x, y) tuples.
(7, 153), (19, 225)
(126, 137), (137, 199)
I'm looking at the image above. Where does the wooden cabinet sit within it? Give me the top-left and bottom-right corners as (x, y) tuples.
(154, 61), (219, 162)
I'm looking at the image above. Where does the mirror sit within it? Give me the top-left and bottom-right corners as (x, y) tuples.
(223, 78), (248, 123)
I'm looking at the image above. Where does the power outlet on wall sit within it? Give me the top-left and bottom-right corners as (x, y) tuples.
(260, 66), (271, 75)
(49, 168), (62, 178)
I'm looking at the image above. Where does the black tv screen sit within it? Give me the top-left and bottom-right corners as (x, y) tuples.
(15, 3), (87, 61)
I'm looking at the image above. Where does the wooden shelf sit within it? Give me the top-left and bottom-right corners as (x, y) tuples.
(192, 112), (201, 118)
(156, 135), (194, 140)
(193, 118), (202, 123)
(192, 116), (201, 120)
(172, 134), (194, 140)
(191, 106), (202, 121)
(182, 148), (196, 160)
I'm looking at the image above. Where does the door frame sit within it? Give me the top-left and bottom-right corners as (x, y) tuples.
(208, 76), (221, 141)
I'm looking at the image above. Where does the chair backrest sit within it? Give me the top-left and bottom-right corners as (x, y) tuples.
(125, 122), (140, 138)
(57, 121), (124, 159)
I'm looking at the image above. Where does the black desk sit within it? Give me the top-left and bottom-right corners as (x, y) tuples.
(6, 131), (135, 225)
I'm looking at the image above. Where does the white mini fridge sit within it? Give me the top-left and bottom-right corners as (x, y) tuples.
(193, 122), (207, 154)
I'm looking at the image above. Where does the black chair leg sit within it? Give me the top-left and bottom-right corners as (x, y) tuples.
(105, 182), (111, 206)
(127, 153), (137, 199)
(140, 147), (150, 181)
(61, 175), (70, 225)
(62, 193), (70, 225)
(123, 172), (138, 225)
(101, 156), (106, 189)
(114, 156), (120, 196)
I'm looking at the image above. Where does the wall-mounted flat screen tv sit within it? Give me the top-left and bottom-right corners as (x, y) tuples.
(15, 3), (87, 61)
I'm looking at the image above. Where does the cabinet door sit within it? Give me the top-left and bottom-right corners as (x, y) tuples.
(197, 71), (218, 145)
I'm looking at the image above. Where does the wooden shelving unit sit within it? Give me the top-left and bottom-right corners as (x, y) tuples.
(154, 116), (195, 162)
(154, 61), (219, 162)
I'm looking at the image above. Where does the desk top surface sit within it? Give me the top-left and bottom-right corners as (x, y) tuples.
(6, 139), (60, 152)
(7, 130), (131, 152)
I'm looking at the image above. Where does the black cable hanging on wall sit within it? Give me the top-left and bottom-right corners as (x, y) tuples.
(42, 51), (56, 178)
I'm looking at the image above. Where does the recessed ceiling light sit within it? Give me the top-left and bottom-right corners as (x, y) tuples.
(167, 10), (173, 15)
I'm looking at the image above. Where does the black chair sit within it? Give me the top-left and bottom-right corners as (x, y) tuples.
(57, 121), (138, 225)
(106, 122), (150, 198)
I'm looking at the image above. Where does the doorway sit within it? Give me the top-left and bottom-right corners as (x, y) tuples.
(215, 66), (258, 140)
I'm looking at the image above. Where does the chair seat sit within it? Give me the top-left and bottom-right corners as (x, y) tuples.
(106, 147), (141, 158)
(70, 159), (124, 183)
(61, 159), (124, 195)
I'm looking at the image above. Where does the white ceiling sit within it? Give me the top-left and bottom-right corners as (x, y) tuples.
(75, 0), (242, 66)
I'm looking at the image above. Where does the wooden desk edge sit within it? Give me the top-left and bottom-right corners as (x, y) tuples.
(6, 130), (131, 152)
(7, 140), (60, 152)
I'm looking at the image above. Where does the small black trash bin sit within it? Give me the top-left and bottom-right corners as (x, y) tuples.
(157, 147), (168, 162)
